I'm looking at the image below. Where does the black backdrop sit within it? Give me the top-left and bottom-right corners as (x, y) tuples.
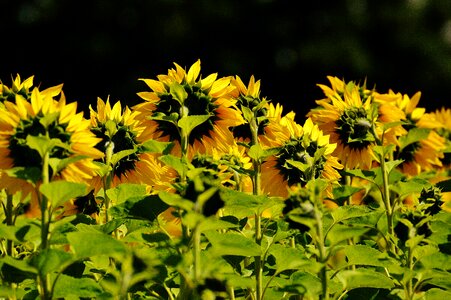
(2, 0), (450, 121)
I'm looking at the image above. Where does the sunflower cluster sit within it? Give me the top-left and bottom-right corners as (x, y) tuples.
(0, 63), (449, 222)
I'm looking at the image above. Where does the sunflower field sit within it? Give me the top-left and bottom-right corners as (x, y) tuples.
(0, 60), (450, 300)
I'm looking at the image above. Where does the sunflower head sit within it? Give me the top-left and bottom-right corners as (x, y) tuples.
(0, 74), (34, 104)
(134, 60), (244, 153)
(308, 77), (377, 169)
(230, 75), (270, 141)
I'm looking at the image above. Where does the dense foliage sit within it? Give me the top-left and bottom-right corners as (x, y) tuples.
(0, 61), (450, 299)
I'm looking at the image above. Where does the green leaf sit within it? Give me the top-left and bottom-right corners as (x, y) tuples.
(67, 231), (126, 259)
(198, 218), (238, 233)
(290, 271), (322, 298)
(159, 154), (186, 176)
(204, 230), (262, 257)
(53, 274), (103, 298)
(337, 269), (394, 290)
(241, 105), (254, 123)
(399, 127), (430, 151)
(49, 155), (89, 175)
(424, 288), (451, 300)
(31, 248), (73, 276)
(343, 169), (376, 183)
(327, 225), (370, 246)
(332, 185), (364, 204)
(39, 112), (59, 128)
(169, 82), (188, 104)
(269, 244), (309, 273)
(177, 115), (211, 136)
(141, 139), (173, 154)
(26, 135), (68, 158)
(109, 194), (169, 222)
(158, 191), (194, 211)
(4, 166), (41, 184)
(391, 177), (431, 197)
(39, 181), (88, 208)
(110, 148), (137, 166)
(247, 144), (279, 163)
(105, 183), (147, 204)
(221, 188), (283, 216)
(330, 205), (372, 223)
(344, 245), (392, 267)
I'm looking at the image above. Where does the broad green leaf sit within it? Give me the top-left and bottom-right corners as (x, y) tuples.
(110, 148), (137, 166)
(141, 139), (173, 154)
(204, 230), (261, 257)
(247, 144), (279, 162)
(158, 191), (194, 211)
(286, 159), (310, 172)
(4, 166), (41, 184)
(290, 271), (322, 298)
(391, 177), (431, 197)
(419, 252), (451, 271)
(49, 155), (89, 174)
(105, 183), (147, 204)
(221, 189), (284, 216)
(178, 115), (211, 136)
(337, 269), (394, 290)
(39, 181), (88, 208)
(53, 274), (103, 298)
(26, 135), (68, 158)
(399, 127), (430, 151)
(344, 245), (392, 267)
(332, 185), (364, 204)
(197, 218), (238, 233)
(109, 194), (169, 222)
(67, 231), (126, 259)
(342, 169), (376, 183)
(169, 82), (188, 104)
(31, 248), (73, 276)
(269, 244), (309, 273)
(330, 205), (372, 223)
(159, 154), (186, 176)
(424, 288), (451, 300)
(327, 225), (370, 246)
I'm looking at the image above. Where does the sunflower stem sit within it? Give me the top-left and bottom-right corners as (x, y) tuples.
(3, 192), (15, 256)
(38, 150), (52, 300)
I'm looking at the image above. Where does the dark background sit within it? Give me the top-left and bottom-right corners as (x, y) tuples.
(2, 0), (450, 121)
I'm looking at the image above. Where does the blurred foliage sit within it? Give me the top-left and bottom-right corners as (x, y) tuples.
(1, 0), (450, 118)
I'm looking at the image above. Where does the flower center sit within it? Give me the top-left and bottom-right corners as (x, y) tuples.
(335, 107), (374, 149)
(8, 113), (71, 169)
(155, 84), (218, 143)
(276, 139), (326, 186)
(91, 123), (140, 177)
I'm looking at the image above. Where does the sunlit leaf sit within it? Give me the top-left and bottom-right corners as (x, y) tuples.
(337, 269), (394, 290)
(53, 274), (103, 298)
(204, 230), (261, 257)
(40, 181), (88, 208)
(67, 231), (126, 259)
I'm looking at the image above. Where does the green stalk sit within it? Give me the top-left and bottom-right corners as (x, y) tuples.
(193, 226), (201, 283)
(38, 151), (52, 300)
(249, 116), (264, 300)
(3, 193), (14, 256)
(379, 152), (394, 252)
(311, 184), (329, 300)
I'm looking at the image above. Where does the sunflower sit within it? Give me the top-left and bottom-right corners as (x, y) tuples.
(0, 85), (104, 215)
(308, 77), (377, 170)
(375, 91), (446, 176)
(133, 59), (245, 157)
(0, 74), (36, 104)
(89, 97), (177, 192)
(261, 117), (343, 198)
